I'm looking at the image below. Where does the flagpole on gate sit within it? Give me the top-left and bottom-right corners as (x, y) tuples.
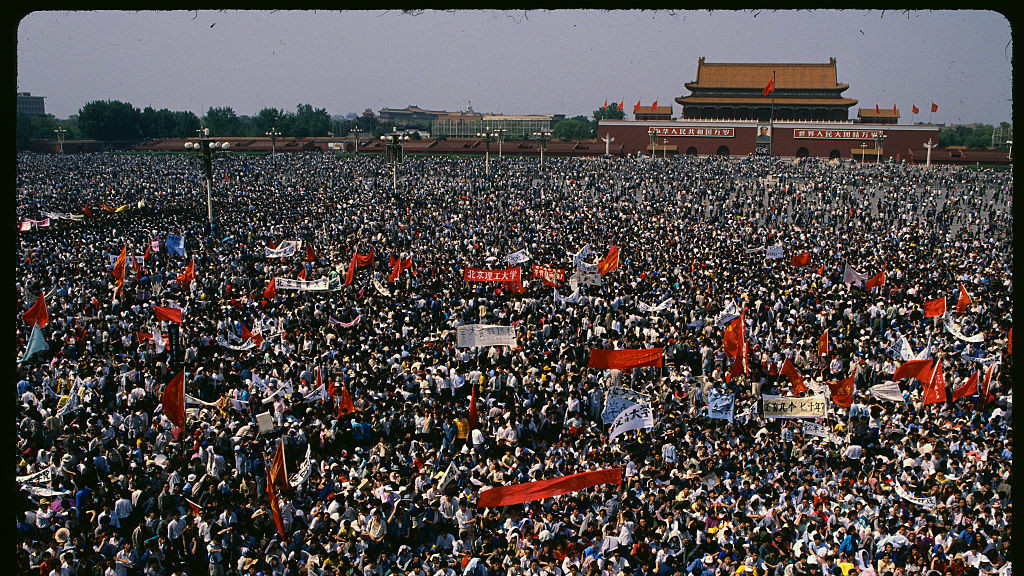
(769, 70), (775, 158)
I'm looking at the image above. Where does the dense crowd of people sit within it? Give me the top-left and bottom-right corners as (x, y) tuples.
(15, 150), (1012, 576)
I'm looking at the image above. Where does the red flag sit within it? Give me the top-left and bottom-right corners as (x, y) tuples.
(827, 373), (855, 407)
(82, 205), (92, 218)
(922, 362), (947, 405)
(345, 252), (357, 286)
(588, 348), (663, 369)
(22, 292), (49, 328)
(893, 103), (898, 115)
(951, 371), (979, 402)
(597, 245), (620, 275)
(143, 243), (151, 262)
(337, 383), (357, 417)
(912, 104), (919, 115)
(956, 284), (972, 315)
(161, 371), (186, 429)
(269, 438), (293, 491)
(298, 267), (307, 280)
(865, 271), (886, 290)
(266, 467), (287, 541)
(979, 364), (997, 408)
(241, 324), (263, 346)
(723, 312), (745, 358)
(305, 243), (316, 262)
(790, 252), (810, 267)
(633, 99), (641, 111)
(355, 249), (375, 267)
(617, 101), (624, 112)
(893, 359), (934, 381)
(931, 103), (938, 113)
(478, 468), (622, 508)
(111, 245), (127, 281)
(468, 383), (479, 430)
(816, 263), (825, 275)
(603, 98), (607, 110)
(651, 100), (658, 110)
(922, 297), (946, 318)
(263, 277), (277, 300)
(176, 259), (196, 286)
(1008, 328), (1012, 357)
(153, 305), (183, 324)
(780, 357), (807, 395)
(817, 331), (829, 358)
(875, 104), (880, 114)
(725, 344), (747, 383)
(184, 498), (202, 515)
(762, 77), (774, 96)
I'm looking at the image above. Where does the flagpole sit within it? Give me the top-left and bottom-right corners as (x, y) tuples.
(769, 70), (775, 158)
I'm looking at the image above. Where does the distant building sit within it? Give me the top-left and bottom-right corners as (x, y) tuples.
(378, 105), (448, 129)
(432, 113), (553, 139)
(856, 107), (899, 125)
(675, 57), (857, 122)
(633, 105), (673, 121)
(17, 92), (46, 116)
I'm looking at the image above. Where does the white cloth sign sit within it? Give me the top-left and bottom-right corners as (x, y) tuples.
(894, 481), (937, 508)
(637, 298), (674, 313)
(744, 246), (765, 254)
(554, 288), (581, 304)
(868, 381), (905, 403)
(706, 391), (735, 423)
(896, 337), (914, 361)
(962, 351), (1001, 365)
(255, 411), (276, 433)
(715, 300), (741, 327)
(217, 335), (256, 351)
(17, 466), (53, 485)
(184, 393), (220, 407)
(289, 444), (313, 487)
(602, 386), (652, 424)
(571, 244), (592, 270)
(609, 402), (654, 441)
(456, 324), (518, 348)
(802, 421), (829, 438)
(761, 395), (827, 419)
(943, 318), (985, 343)
(266, 241), (300, 258)
(505, 249), (531, 265)
(304, 384), (327, 403)
(765, 244), (784, 260)
(844, 264), (868, 287)
(373, 279), (391, 297)
(274, 277), (331, 291)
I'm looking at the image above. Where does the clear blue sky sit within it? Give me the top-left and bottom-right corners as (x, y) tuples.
(16, 10), (1013, 125)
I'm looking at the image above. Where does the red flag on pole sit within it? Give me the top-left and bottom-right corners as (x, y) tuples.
(597, 245), (619, 275)
(875, 104), (880, 114)
(633, 99), (641, 111)
(153, 305), (183, 324)
(893, 359), (934, 381)
(956, 284), (972, 315)
(817, 331), (829, 358)
(22, 292), (49, 328)
(468, 383), (479, 430)
(345, 252), (357, 286)
(266, 467), (287, 541)
(762, 78), (775, 97)
(111, 245), (127, 282)
(922, 297), (946, 318)
(478, 468), (622, 508)
(779, 357), (807, 394)
(337, 384), (356, 417)
(912, 104), (919, 115)
(603, 99), (607, 110)
(790, 252), (810, 267)
(588, 348), (664, 369)
(298, 267), (307, 280)
(263, 277), (277, 300)
(893, 103), (898, 115)
(827, 373), (855, 407)
(931, 103), (938, 113)
(865, 271), (886, 290)
(723, 312), (745, 358)
(725, 343), (747, 383)
(269, 438), (293, 491)
(651, 100), (658, 110)
(617, 101), (624, 111)
(922, 362), (947, 405)
(355, 249), (375, 267)
(979, 364), (997, 408)
(176, 259), (196, 286)
(161, 371), (186, 429)
(951, 370), (979, 402)
(305, 242), (316, 262)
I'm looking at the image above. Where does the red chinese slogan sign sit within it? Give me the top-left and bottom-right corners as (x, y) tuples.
(464, 267), (522, 282)
(793, 129), (884, 139)
(650, 127), (735, 138)
(531, 265), (566, 286)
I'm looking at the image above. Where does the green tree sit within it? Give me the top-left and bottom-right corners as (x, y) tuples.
(293, 104), (331, 137)
(203, 106), (242, 137)
(253, 108), (285, 136)
(591, 102), (625, 136)
(552, 118), (591, 141)
(77, 100), (142, 141)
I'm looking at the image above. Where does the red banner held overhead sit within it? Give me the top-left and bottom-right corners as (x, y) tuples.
(531, 265), (566, 286)
(478, 468), (622, 508)
(588, 348), (663, 370)
(464, 267), (521, 283)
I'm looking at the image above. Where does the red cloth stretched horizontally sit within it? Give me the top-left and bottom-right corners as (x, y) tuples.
(478, 468), (622, 508)
(588, 348), (663, 370)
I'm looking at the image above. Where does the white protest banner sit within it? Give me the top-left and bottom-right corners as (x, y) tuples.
(706, 391), (735, 423)
(373, 279), (391, 297)
(802, 421), (829, 438)
(571, 244), (592, 270)
(637, 298), (674, 314)
(437, 460), (457, 493)
(266, 240), (300, 258)
(289, 444), (313, 487)
(943, 318), (985, 343)
(251, 372), (271, 394)
(602, 386), (652, 424)
(108, 254), (145, 268)
(962, 351), (1001, 365)
(184, 393), (221, 407)
(16, 466), (53, 484)
(24, 486), (71, 498)
(765, 244), (785, 260)
(216, 335), (256, 351)
(456, 324), (518, 348)
(255, 411), (276, 433)
(609, 402), (655, 442)
(843, 264), (868, 287)
(274, 277), (331, 291)
(915, 334), (932, 360)
(761, 395), (827, 419)
(894, 481), (937, 509)
(576, 272), (602, 287)
(744, 246), (765, 254)
(715, 300), (741, 327)
(895, 337), (915, 361)
(328, 314), (361, 328)
(304, 384), (327, 403)
(505, 248), (531, 265)
(554, 288), (581, 304)
(868, 381), (905, 403)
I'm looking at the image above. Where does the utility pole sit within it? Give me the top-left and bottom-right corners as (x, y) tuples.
(924, 139), (936, 168)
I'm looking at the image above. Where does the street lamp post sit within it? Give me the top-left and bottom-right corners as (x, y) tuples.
(54, 127), (66, 154)
(477, 130), (498, 176)
(380, 128), (409, 193)
(663, 139), (668, 159)
(265, 127), (281, 162)
(860, 142), (868, 166)
(876, 134), (886, 164)
(648, 127), (658, 158)
(495, 128), (507, 159)
(1007, 139), (1013, 162)
(532, 130), (551, 166)
(924, 138), (936, 168)
(184, 128), (230, 234)
(602, 134), (615, 156)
